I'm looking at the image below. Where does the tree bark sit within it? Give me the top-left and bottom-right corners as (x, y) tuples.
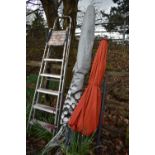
(40, 0), (58, 27)
(62, 0), (78, 90)
(63, 0), (78, 36)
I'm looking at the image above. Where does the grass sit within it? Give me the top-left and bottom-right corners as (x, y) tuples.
(26, 74), (37, 104)
(61, 131), (94, 155)
(29, 122), (53, 141)
(26, 74), (38, 84)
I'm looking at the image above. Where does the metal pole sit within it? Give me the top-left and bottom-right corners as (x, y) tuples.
(96, 78), (106, 146)
(123, 20), (126, 45)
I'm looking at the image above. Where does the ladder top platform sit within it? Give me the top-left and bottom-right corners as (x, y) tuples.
(48, 30), (67, 46)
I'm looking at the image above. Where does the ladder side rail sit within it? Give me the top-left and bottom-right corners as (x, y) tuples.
(54, 17), (72, 128)
(56, 18), (72, 127)
(55, 38), (68, 128)
(56, 27), (72, 128)
(54, 31), (69, 128)
(57, 28), (70, 99)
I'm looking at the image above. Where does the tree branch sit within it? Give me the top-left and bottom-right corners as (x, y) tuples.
(27, 1), (41, 6)
(26, 8), (40, 16)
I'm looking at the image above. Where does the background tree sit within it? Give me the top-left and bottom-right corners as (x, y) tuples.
(101, 0), (129, 34)
(31, 11), (45, 29)
(26, 10), (46, 62)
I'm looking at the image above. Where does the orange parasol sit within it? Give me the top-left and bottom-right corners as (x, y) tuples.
(68, 39), (108, 136)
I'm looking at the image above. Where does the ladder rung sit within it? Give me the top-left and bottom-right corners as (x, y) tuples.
(40, 73), (61, 79)
(44, 58), (63, 62)
(33, 103), (56, 114)
(30, 119), (57, 132)
(37, 88), (59, 96)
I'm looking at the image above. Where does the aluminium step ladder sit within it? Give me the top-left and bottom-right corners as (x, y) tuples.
(27, 16), (72, 134)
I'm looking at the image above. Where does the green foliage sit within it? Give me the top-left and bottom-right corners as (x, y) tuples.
(113, 0), (129, 15)
(26, 74), (38, 84)
(30, 122), (53, 141)
(61, 132), (94, 155)
(35, 111), (55, 124)
(31, 11), (45, 29)
(27, 11), (46, 43)
(26, 102), (32, 123)
(48, 80), (59, 90)
(26, 74), (37, 104)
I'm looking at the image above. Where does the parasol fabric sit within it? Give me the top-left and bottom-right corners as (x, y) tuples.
(68, 39), (108, 136)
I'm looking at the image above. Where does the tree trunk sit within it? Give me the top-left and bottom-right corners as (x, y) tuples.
(63, 0), (78, 36)
(40, 0), (58, 27)
(62, 0), (78, 90)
